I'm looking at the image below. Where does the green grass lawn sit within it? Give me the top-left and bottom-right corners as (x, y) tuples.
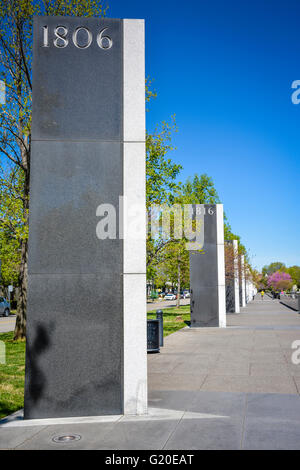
(147, 304), (190, 336)
(0, 332), (25, 420)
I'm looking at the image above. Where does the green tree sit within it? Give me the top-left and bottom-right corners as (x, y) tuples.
(0, 166), (26, 288)
(148, 174), (222, 304)
(162, 240), (190, 307)
(0, 0), (107, 339)
(286, 266), (300, 288)
(145, 84), (182, 275)
(179, 173), (220, 204)
(262, 262), (286, 276)
(146, 115), (181, 207)
(179, 173), (249, 257)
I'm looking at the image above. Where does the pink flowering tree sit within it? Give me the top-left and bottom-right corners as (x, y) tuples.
(267, 271), (292, 291)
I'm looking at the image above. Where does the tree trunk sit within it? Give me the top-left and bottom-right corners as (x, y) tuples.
(176, 260), (181, 308)
(14, 167), (30, 341)
(14, 238), (27, 340)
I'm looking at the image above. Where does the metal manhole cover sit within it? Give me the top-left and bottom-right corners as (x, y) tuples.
(52, 434), (81, 443)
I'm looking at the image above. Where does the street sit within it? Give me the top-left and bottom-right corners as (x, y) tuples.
(0, 315), (16, 333)
(147, 298), (190, 311)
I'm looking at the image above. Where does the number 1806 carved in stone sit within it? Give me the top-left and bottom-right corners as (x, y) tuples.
(42, 25), (113, 49)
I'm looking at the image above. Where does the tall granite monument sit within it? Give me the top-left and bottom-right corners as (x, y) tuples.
(189, 204), (226, 328)
(24, 17), (147, 419)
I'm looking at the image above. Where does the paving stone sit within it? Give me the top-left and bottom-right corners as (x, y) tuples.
(0, 426), (46, 450)
(250, 362), (291, 377)
(200, 375), (298, 394)
(246, 393), (300, 422)
(243, 417), (300, 450)
(164, 416), (243, 450)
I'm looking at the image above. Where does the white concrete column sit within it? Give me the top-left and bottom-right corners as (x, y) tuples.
(240, 254), (246, 307)
(233, 240), (240, 313)
(217, 205), (226, 328)
(122, 19), (147, 415)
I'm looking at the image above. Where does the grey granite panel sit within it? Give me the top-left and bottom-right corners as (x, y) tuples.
(24, 273), (122, 419)
(190, 286), (219, 327)
(189, 245), (218, 287)
(32, 17), (122, 141)
(189, 205), (221, 327)
(28, 141), (122, 275)
(203, 204), (217, 245)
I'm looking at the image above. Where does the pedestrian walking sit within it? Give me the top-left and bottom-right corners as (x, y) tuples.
(261, 290), (265, 300)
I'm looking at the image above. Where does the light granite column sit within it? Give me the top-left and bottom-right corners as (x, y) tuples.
(122, 19), (147, 415)
(25, 17), (147, 419)
(233, 240), (240, 313)
(239, 254), (246, 308)
(190, 204), (226, 328)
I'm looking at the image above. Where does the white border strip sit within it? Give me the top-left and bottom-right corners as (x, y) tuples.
(123, 19), (145, 142)
(123, 19), (147, 415)
(240, 254), (246, 307)
(216, 204), (226, 327)
(233, 239), (240, 313)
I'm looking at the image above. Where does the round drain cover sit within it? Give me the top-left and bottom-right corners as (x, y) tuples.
(52, 434), (81, 443)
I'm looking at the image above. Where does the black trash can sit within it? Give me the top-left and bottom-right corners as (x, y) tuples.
(147, 319), (160, 353)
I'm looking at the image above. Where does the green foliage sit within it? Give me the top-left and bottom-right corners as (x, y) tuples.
(155, 240), (190, 288)
(287, 265), (300, 288)
(0, 332), (26, 419)
(147, 173), (221, 288)
(145, 84), (183, 279)
(0, 167), (26, 285)
(262, 262), (286, 276)
(146, 115), (181, 206)
(42, 0), (108, 16)
(178, 173), (220, 204)
(145, 77), (157, 107)
(224, 221), (247, 257)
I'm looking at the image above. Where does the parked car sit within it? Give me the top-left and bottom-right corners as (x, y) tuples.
(183, 291), (190, 298)
(0, 297), (10, 317)
(164, 293), (176, 301)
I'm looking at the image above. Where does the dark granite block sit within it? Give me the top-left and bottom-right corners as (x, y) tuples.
(189, 205), (221, 327)
(189, 245), (218, 287)
(24, 273), (122, 419)
(190, 286), (220, 327)
(28, 140), (122, 275)
(32, 17), (122, 141)
(25, 16), (126, 420)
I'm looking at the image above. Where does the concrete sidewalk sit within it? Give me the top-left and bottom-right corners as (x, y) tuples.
(1, 295), (300, 449)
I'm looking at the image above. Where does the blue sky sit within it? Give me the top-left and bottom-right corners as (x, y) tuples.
(109, 0), (300, 271)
